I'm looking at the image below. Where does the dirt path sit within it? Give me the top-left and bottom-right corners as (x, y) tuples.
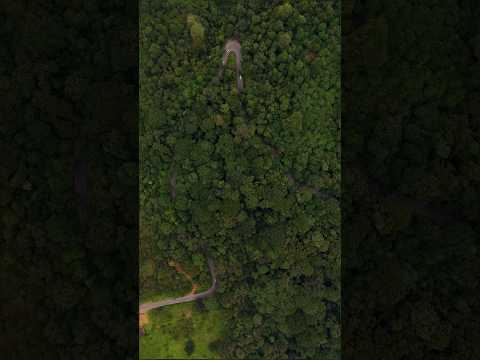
(168, 260), (198, 296)
(139, 312), (149, 328)
(189, 283), (199, 296)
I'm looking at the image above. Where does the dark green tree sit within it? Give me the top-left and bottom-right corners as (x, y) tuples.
(185, 339), (195, 356)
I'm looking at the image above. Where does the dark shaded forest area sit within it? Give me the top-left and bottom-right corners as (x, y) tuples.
(1, 0), (138, 358)
(140, 0), (340, 359)
(343, 1), (480, 359)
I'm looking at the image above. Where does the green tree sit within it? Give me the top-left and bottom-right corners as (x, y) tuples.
(190, 22), (205, 48)
(186, 15), (205, 49)
(278, 32), (292, 49)
(276, 2), (294, 18)
(185, 339), (195, 355)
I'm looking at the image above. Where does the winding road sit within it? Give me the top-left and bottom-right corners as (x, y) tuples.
(139, 40), (242, 318)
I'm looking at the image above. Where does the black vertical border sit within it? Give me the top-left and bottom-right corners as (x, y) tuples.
(342, 1), (480, 359)
(1, 1), (139, 359)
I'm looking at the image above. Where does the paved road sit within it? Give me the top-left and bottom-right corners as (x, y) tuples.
(216, 39), (243, 92)
(139, 258), (217, 313)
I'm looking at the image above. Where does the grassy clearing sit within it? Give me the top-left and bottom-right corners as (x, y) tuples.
(140, 297), (224, 359)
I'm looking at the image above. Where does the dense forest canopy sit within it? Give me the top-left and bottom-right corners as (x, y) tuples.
(140, 0), (340, 358)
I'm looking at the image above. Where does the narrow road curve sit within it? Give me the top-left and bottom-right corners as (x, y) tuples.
(216, 39), (243, 92)
(139, 258), (217, 313)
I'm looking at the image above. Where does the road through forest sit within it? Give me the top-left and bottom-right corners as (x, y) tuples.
(139, 36), (339, 319)
(139, 41), (241, 318)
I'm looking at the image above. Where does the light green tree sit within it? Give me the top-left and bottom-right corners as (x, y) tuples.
(187, 14), (205, 49)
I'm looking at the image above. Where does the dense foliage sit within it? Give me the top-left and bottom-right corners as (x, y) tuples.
(1, 0), (138, 358)
(140, 0), (340, 359)
(343, 1), (480, 359)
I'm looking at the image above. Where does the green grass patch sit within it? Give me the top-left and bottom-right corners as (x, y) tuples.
(140, 298), (224, 359)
